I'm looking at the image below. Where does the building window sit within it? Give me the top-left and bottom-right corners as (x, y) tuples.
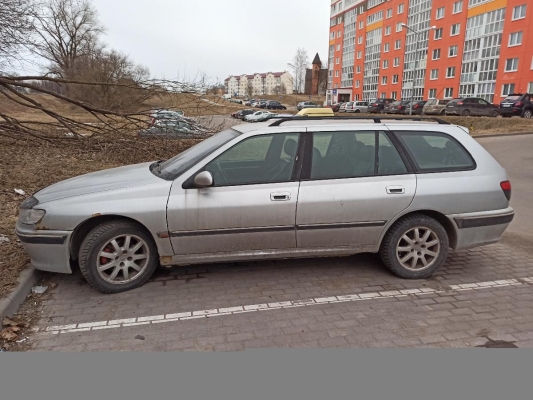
(358, 36), (363, 44)
(432, 49), (441, 60)
(359, 20), (364, 29)
(387, 8), (392, 18)
(434, 28), (443, 40)
(453, 1), (463, 14)
(356, 80), (360, 88)
(384, 43), (390, 52)
(383, 59), (389, 69)
(337, 30), (342, 38)
(393, 57), (400, 67)
(502, 83), (516, 96)
(381, 92), (386, 99)
(430, 69), (439, 80)
(357, 66), (361, 73)
(396, 22), (403, 32)
(335, 70), (339, 77)
(398, 3), (404, 14)
(446, 67), (456, 78)
(512, 5), (527, 21)
(429, 89), (437, 98)
(505, 58), (519, 72)
(436, 7), (445, 20)
(330, 32), (335, 40)
(382, 76), (388, 85)
(509, 32), (523, 47)
(392, 75), (399, 84)
(336, 57), (340, 64)
(444, 88), (454, 98)
(385, 26), (392, 35)
(528, 82), (533, 93)
(395, 40), (401, 50)
(337, 44), (341, 51)
(449, 45), (458, 57)
(357, 51), (362, 59)
(391, 91), (398, 99)
(451, 23), (460, 36)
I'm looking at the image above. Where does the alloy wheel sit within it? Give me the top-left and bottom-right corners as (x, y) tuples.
(395, 227), (441, 271)
(97, 234), (150, 284)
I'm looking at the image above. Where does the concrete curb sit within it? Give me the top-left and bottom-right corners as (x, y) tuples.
(0, 268), (41, 319)
(473, 131), (533, 139)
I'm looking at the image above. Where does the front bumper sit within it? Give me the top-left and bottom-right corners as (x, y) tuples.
(448, 207), (514, 251)
(15, 221), (73, 274)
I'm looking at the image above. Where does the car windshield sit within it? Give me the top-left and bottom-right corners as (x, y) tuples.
(504, 96), (521, 101)
(154, 129), (241, 180)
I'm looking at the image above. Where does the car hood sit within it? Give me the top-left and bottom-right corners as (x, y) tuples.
(35, 162), (162, 204)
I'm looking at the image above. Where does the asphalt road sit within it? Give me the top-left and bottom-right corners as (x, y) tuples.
(478, 134), (533, 247)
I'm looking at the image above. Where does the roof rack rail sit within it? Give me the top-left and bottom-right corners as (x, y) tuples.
(268, 116), (450, 127)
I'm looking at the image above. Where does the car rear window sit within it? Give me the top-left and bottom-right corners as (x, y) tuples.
(504, 96), (521, 101)
(395, 131), (475, 172)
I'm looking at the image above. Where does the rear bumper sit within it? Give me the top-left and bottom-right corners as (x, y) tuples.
(445, 109), (461, 115)
(500, 107), (522, 116)
(447, 207), (514, 251)
(15, 221), (73, 274)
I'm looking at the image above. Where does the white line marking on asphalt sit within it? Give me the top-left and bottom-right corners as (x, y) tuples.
(36, 276), (533, 336)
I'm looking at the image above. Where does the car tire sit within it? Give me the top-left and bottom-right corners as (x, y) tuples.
(523, 109), (533, 119)
(379, 214), (449, 280)
(489, 110), (499, 118)
(79, 220), (159, 294)
(440, 110), (445, 115)
(354, 109), (360, 113)
(462, 110), (470, 116)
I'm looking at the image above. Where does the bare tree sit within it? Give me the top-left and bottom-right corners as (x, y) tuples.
(32, 0), (105, 78)
(246, 81), (254, 97)
(288, 48), (309, 93)
(0, 0), (35, 70)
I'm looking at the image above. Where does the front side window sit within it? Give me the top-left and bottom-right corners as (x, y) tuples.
(396, 131), (475, 172)
(205, 133), (299, 186)
(310, 131), (407, 180)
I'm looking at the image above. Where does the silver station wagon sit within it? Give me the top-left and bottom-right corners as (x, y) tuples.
(16, 117), (514, 293)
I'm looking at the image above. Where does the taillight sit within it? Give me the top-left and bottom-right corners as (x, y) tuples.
(501, 181), (512, 201)
(414, 104), (419, 109)
(398, 106), (402, 109)
(457, 102), (464, 105)
(515, 101), (523, 107)
(150, 117), (155, 125)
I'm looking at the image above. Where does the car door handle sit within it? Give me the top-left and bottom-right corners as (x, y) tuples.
(386, 186), (405, 194)
(271, 192), (291, 201)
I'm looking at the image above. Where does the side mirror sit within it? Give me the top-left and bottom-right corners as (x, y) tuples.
(194, 171), (213, 188)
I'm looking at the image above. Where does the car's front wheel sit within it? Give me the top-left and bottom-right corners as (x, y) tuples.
(379, 214), (449, 279)
(79, 220), (159, 293)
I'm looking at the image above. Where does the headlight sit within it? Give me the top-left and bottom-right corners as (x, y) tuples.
(20, 196), (39, 209)
(19, 209), (46, 225)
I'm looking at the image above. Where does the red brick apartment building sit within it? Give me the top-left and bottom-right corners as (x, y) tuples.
(326, 0), (533, 104)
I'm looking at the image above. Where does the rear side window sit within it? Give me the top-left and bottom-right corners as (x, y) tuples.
(395, 131), (475, 172)
(310, 131), (408, 180)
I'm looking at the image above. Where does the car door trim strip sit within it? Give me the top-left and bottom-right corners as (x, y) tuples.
(296, 221), (387, 231)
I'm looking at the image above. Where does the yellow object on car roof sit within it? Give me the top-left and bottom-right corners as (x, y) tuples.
(296, 108), (334, 117)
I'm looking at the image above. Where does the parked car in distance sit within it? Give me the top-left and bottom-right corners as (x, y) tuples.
(139, 120), (203, 138)
(244, 99), (256, 106)
(384, 101), (410, 114)
(348, 101), (369, 113)
(17, 117), (514, 293)
(149, 109), (185, 126)
(499, 93), (533, 118)
(254, 113), (293, 122)
(423, 99), (450, 115)
(265, 101), (287, 110)
(235, 109), (255, 120)
(329, 103), (341, 112)
(297, 101), (319, 111)
(257, 101), (268, 109)
(406, 100), (427, 115)
(367, 98), (396, 113)
(340, 102), (353, 113)
(446, 97), (500, 117)
(245, 111), (271, 122)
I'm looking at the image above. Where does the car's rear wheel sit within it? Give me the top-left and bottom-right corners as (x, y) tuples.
(462, 110), (470, 116)
(379, 214), (448, 279)
(489, 110), (499, 118)
(79, 220), (159, 293)
(440, 109), (445, 115)
(523, 110), (532, 119)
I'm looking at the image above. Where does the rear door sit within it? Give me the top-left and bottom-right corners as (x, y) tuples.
(296, 127), (416, 249)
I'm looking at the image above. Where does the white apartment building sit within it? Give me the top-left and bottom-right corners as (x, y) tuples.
(224, 72), (294, 96)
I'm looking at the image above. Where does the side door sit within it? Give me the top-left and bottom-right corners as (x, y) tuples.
(296, 128), (417, 249)
(167, 132), (303, 255)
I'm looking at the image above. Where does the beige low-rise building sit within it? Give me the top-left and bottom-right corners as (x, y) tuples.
(225, 71), (293, 97)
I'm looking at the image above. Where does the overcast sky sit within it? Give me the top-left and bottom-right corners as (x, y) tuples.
(90, 0), (330, 83)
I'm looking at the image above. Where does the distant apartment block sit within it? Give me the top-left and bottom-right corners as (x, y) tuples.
(224, 72), (294, 96)
(327, 0), (533, 104)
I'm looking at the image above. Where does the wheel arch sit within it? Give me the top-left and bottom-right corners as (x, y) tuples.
(378, 209), (458, 251)
(69, 215), (159, 261)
